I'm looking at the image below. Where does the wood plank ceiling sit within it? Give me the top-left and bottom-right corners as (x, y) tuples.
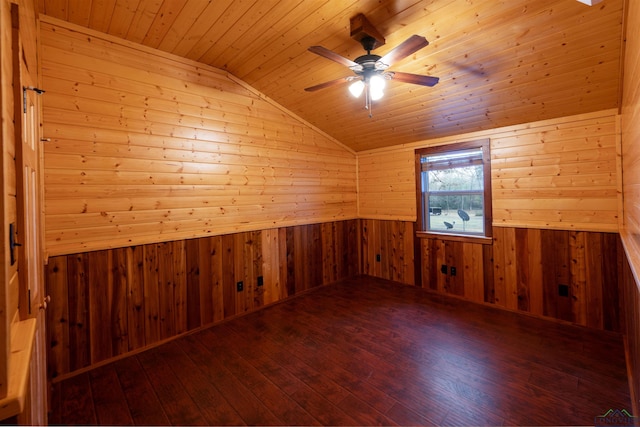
(37, 0), (625, 152)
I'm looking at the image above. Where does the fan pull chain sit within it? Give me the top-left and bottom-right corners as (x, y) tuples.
(365, 84), (373, 118)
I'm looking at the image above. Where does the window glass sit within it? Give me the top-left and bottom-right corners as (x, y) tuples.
(417, 141), (491, 237)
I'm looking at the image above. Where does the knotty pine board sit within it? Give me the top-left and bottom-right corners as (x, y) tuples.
(40, 20), (357, 256)
(621, 0), (640, 262)
(358, 110), (621, 232)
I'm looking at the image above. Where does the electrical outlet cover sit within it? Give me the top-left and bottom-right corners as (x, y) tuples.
(558, 284), (569, 297)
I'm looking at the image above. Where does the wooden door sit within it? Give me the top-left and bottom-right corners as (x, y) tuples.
(12, 3), (47, 424)
(16, 82), (43, 318)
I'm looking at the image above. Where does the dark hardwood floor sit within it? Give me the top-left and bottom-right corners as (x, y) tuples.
(48, 276), (631, 426)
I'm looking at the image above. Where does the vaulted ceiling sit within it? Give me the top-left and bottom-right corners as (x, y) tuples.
(37, 0), (625, 152)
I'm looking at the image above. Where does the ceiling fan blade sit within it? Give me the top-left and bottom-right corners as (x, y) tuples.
(308, 46), (362, 71)
(389, 71), (439, 87)
(304, 77), (351, 92)
(376, 35), (429, 69)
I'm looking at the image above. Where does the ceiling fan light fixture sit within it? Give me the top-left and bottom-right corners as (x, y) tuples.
(349, 80), (365, 97)
(369, 74), (386, 100)
(370, 87), (384, 101)
(305, 17), (439, 117)
(370, 74), (386, 91)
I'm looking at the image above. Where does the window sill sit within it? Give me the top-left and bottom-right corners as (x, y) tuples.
(0, 317), (37, 420)
(416, 231), (493, 245)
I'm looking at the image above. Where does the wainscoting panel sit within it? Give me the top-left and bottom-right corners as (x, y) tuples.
(360, 219), (415, 286)
(359, 219), (621, 332)
(418, 227), (621, 332)
(45, 220), (360, 378)
(621, 243), (640, 415)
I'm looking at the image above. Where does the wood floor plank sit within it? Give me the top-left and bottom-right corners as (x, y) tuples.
(219, 308), (395, 408)
(214, 325), (385, 426)
(47, 382), (63, 425)
(440, 402), (507, 427)
(49, 276), (631, 426)
(88, 365), (135, 426)
(56, 371), (97, 425)
(385, 401), (443, 426)
(151, 341), (246, 426)
(178, 332), (316, 426)
(222, 302), (453, 424)
(212, 324), (359, 426)
(242, 297), (456, 422)
(179, 333), (283, 426)
(336, 393), (399, 426)
(136, 347), (209, 425)
(112, 356), (171, 426)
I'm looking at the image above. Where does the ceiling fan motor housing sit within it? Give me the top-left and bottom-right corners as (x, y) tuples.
(352, 53), (388, 84)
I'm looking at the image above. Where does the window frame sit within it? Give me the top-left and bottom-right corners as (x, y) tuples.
(415, 139), (493, 243)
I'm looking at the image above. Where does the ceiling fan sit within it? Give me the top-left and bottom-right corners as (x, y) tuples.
(305, 13), (439, 117)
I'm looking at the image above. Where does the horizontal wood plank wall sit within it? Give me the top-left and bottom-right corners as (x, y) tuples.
(491, 114), (619, 231)
(621, 0), (640, 243)
(357, 152), (416, 222)
(419, 226), (621, 332)
(40, 18), (357, 256)
(45, 220), (360, 378)
(358, 110), (620, 233)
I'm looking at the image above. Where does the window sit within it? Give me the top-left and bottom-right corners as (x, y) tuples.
(416, 139), (492, 238)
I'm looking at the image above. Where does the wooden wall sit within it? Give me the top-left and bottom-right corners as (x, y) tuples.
(359, 110), (621, 233)
(45, 220), (359, 378)
(0, 0), (17, 399)
(360, 219), (415, 285)
(358, 108), (625, 341)
(426, 227), (621, 331)
(620, 248), (640, 415)
(46, 216), (626, 377)
(34, 3), (637, 408)
(40, 17), (357, 257)
(358, 153), (416, 222)
(0, 0), (53, 423)
(621, 0), (640, 242)
(33, 1), (625, 154)
(419, 235), (492, 304)
(361, 219), (621, 333)
(620, 0), (640, 415)
(1, 0), (41, 411)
